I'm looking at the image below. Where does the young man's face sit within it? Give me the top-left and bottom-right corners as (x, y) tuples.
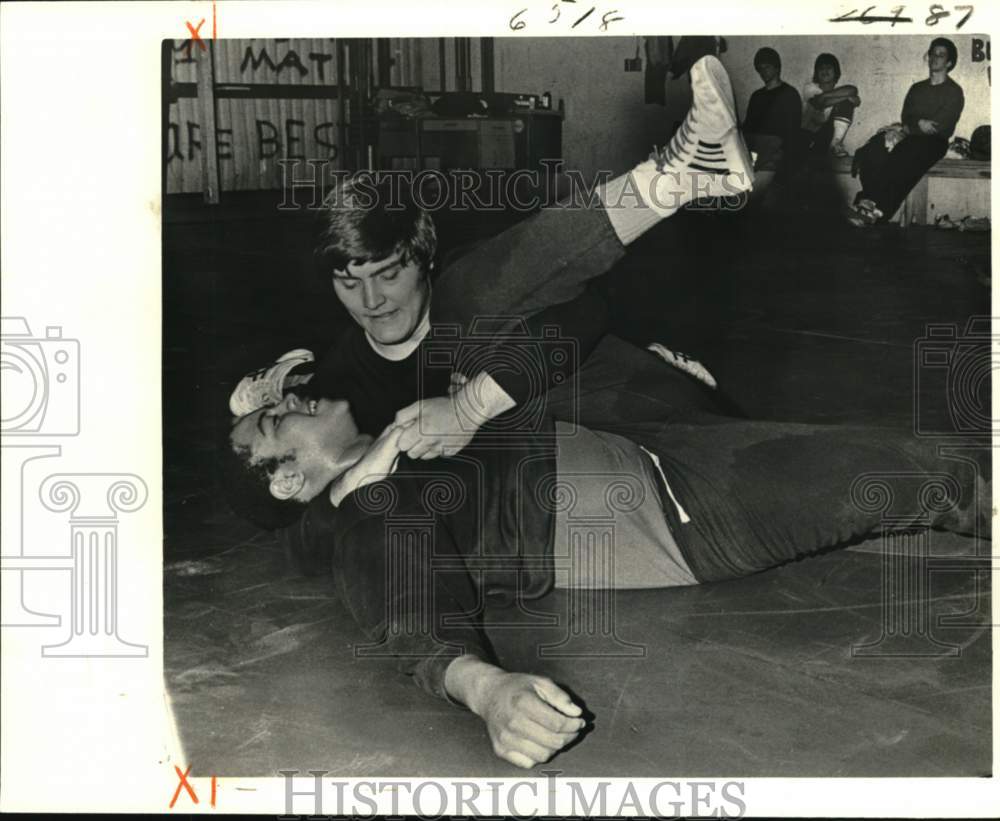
(927, 45), (952, 73)
(230, 394), (359, 502)
(756, 61), (780, 85)
(815, 64), (837, 87)
(332, 251), (430, 345)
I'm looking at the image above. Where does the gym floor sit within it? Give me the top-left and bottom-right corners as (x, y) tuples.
(163, 188), (991, 777)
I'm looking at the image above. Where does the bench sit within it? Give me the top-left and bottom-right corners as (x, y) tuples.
(898, 157), (991, 227)
(826, 155), (991, 227)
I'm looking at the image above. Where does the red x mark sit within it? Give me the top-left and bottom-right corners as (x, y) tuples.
(169, 764), (198, 809)
(186, 18), (207, 51)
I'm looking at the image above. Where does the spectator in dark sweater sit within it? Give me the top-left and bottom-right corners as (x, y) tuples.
(850, 37), (965, 226)
(741, 47), (803, 172)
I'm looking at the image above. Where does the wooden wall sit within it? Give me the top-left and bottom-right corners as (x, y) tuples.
(165, 38), (485, 195)
(166, 39), (343, 194)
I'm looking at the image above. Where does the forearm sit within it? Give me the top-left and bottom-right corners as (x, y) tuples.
(815, 86), (857, 107)
(444, 654), (507, 714)
(444, 653), (586, 767)
(454, 371), (516, 427)
(328, 426), (405, 506)
(329, 468), (365, 507)
(478, 287), (609, 407)
(935, 95), (963, 138)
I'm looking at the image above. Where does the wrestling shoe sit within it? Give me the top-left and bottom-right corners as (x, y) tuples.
(958, 216), (991, 232)
(647, 343), (718, 389)
(634, 55), (754, 214)
(228, 348), (315, 416)
(847, 197), (883, 227)
(845, 209), (869, 228)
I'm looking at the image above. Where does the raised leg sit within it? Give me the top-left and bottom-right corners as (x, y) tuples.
(434, 56), (753, 324)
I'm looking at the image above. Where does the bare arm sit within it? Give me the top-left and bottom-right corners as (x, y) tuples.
(394, 370), (516, 460)
(810, 85), (860, 109)
(395, 286), (609, 460)
(328, 425), (406, 506)
(445, 655), (586, 768)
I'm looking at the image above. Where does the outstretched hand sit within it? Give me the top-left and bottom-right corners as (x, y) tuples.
(445, 656), (586, 768)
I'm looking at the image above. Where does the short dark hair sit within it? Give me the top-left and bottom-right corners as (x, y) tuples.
(314, 173), (438, 278)
(218, 422), (307, 531)
(813, 53), (842, 83)
(929, 37), (958, 70)
(754, 47), (781, 73)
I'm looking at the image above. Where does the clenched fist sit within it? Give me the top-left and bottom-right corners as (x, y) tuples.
(445, 656), (586, 768)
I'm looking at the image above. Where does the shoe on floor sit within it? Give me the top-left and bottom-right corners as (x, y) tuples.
(854, 198), (883, 223)
(846, 208), (870, 228)
(959, 216), (991, 232)
(846, 204), (882, 227)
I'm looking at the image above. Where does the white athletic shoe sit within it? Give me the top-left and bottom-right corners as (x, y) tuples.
(647, 343), (718, 389)
(633, 56), (754, 215)
(228, 348), (315, 416)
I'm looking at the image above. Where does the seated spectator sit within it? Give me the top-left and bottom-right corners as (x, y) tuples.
(799, 53), (860, 159)
(741, 47), (803, 173)
(849, 37), (964, 226)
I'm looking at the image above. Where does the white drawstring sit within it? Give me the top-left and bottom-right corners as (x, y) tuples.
(640, 445), (691, 524)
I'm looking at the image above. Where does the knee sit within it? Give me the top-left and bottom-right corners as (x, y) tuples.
(830, 99), (855, 119)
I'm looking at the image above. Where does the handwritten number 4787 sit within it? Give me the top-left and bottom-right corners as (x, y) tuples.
(831, 4), (974, 28)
